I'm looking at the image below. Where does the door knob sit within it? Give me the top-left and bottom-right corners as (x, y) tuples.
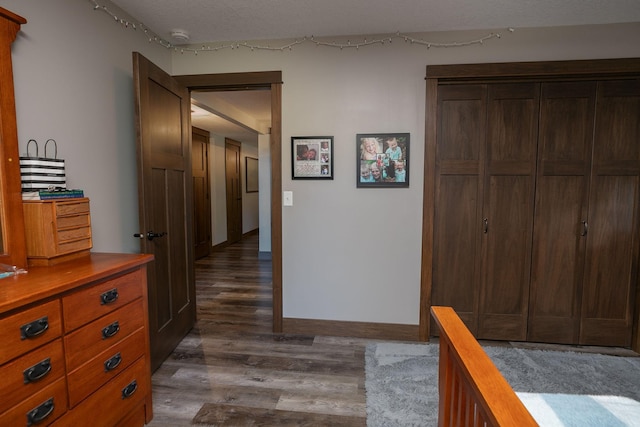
(133, 231), (167, 241)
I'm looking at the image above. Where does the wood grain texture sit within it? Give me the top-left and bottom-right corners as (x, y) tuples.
(146, 234), (368, 426)
(0, 7), (28, 269)
(431, 306), (538, 427)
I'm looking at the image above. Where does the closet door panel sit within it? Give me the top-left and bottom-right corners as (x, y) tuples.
(478, 83), (539, 341)
(432, 176), (481, 332)
(581, 176), (638, 345)
(528, 82), (595, 343)
(580, 80), (640, 346)
(438, 85), (485, 163)
(432, 84), (486, 333)
(528, 176), (584, 343)
(479, 175), (534, 340)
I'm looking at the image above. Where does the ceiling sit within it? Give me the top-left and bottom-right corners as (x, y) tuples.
(109, 0), (640, 143)
(190, 90), (272, 144)
(110, 0), (640, 46)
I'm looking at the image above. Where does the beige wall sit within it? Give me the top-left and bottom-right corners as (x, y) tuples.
(171, 23), (640, 325)
(8, 0), (170, 253)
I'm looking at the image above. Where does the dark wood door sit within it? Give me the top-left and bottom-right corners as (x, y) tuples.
(528, 81), (596, 344)
(477, 83), (539, 341)
(225, 139), (242, 244)
(580, 79), (640, 346)
(432, 84), (487, 334)
(192, 127), (211, 259)
(132, 52), (196, 371)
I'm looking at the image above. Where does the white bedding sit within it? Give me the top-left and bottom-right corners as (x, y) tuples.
(517, 392), (640, 427)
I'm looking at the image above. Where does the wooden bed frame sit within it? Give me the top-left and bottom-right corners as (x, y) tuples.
(431, 306), (538, 426)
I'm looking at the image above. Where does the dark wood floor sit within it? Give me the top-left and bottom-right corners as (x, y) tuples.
(146, 233), (369, 426)
(145, 233), (638, 426)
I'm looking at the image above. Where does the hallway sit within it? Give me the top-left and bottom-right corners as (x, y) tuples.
(147, 233), (368, 426)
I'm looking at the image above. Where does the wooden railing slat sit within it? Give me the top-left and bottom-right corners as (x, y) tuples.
(431, 306), (538, 427)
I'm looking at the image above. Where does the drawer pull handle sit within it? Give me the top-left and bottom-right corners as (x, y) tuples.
(26, 397), (54, 426)
(104, 352), (122, 372)
(23, 358), (52, 384)
(121, 380), (138, 399)
(100, 288), (119, 305)
(102, 321), (120, 339)
(20, 317), (49, 340)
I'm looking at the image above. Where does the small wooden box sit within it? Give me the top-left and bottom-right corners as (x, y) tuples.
(23, 198), (92, 266)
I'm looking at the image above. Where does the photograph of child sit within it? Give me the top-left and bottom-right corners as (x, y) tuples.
(356, 133), (409, 187)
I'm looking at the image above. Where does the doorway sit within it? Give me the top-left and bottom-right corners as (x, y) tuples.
(175, 72), (283, 332)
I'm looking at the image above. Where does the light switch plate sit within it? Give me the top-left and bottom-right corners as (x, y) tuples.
(283, 191), (293, 206)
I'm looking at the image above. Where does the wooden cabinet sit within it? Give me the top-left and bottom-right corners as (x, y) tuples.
(425, 59), (640, 350)
(0, 253), (154, 426)
(23, 198), (93, 266)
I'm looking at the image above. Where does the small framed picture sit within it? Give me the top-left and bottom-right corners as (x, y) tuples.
(292, 136), (334, 180)
(357, 133), (409, 188)
(245, 157), (258, 193)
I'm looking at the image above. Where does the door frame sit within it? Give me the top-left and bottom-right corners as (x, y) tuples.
(174, 71), (283, 332)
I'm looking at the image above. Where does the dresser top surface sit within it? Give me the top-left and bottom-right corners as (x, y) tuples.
(0, 252), (153, 314)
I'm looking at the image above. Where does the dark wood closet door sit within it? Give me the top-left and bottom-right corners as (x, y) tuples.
(225, 139), (243, 244)
(580, 79), (640, 346)
(432, 84), (487, 334)
(192, 127), (211, 260)
(477, 83), (539, 341)
(528, 82), (596, 344)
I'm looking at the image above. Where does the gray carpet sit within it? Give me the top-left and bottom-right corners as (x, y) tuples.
(365, 342), (640, 427)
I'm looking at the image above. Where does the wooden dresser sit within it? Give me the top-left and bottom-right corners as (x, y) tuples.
(0, 253), (154, 426)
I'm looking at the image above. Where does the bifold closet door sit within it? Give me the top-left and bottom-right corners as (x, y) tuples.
(433, 83), (540, 341)
(432, 84), (487, 334)
(527, 81), (596, 344)
(476, 83), (539, 341)
(579, 79), (640, 347)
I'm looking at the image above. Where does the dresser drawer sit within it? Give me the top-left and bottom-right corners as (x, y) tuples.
(57, 226), (91, 243)
(55, 200), (90, 216)
(67, 328), (146, 408)
(117, 403), (147, 427)
(64, 299), (144, 370)
(0, 339), (65, 413)
(56, 214), (90, 229)
(56, 237), (92, 256)
(51, 358), (149, 427)
(0, 377), (67, 427)
(62, 268), (144, 331)
(0, 300), (62, 365)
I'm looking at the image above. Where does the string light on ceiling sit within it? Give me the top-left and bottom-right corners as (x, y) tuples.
(91, 0), (514, 54)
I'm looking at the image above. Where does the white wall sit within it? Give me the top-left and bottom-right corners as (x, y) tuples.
(7, 0), (170, 254)
(241, 143), (259, 234)
(5, 0), (640, 327)
(258, 134), (272, 254)
(171, 23), (640, 326)
(210, 134), (227, 246)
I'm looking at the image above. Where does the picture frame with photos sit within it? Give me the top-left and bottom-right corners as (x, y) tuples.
(292, 136), (334, 180)
(356, 132), (409, 188)
(245, 157), (258, 193)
